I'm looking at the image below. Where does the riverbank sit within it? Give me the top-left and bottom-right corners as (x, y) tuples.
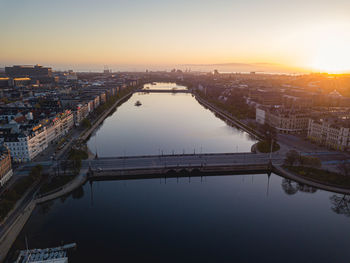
(79, 90), (134, 142)
(0, 88), (137, 261)
(36, 172), (88, 204)
(194, 93), (262, 140)
(273, 165), (350, 195)
(192, 92), (350, 194)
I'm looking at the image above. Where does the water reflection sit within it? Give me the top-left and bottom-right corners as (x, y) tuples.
(72, 186), (84, 200)
(330, 195), (350, 217)
(8, 173), (350, 263)
(87, 83), (256, 157)
(281, 179), (318, 195)
(142, 82), (188, 91)
(38, 201), (54, 215)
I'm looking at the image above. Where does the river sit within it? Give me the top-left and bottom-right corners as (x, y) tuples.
(7, 83), (350, 262)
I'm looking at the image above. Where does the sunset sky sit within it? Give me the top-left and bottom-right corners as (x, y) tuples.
(1, 0), (350, 73)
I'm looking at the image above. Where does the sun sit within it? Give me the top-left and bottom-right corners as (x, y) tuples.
(311, 30), (350, 74)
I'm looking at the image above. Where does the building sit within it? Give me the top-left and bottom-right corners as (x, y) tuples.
(1, 124), (48, 162)
(0, 77), (10, 88)
(308, 117), (350, 151)
(10, 77), (31, 88)
(73, 103), (89, 126)
(282, 94), (312, 108)
(45, 110), (74, 144)
(5, 65), (54, 85)
(249, 89), (282, 106)
(0, 110), (73, 162)
(0, 144), (12, 186)
(15, 243), (76, 263)
(256, 108), (266, 125)
(5, 65), (52, 78)
(256, 107), (310, 134)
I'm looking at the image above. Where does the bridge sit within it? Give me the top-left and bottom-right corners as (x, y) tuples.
(137, 89), (191, 93)
(83, 152), (284, 180)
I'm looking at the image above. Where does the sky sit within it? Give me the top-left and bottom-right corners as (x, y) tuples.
(1, 0), (350, 72)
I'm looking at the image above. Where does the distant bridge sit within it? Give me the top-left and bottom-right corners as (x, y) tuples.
(137, 89), (191, 93)
(83, 153), (283, 180)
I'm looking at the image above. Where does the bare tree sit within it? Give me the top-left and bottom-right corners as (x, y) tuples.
(297, 184), (317, 193)
(60, 160), (69, 175)
(330, 195), (350, 217)
(281, 179), (299, 195)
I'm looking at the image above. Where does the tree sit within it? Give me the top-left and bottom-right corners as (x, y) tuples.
(81, 118), (92, 129)
(281, 179), (299, 195)
(30, 164), (43, 178)
(330, 194), (350, 217)
(60, 160), (69, 175)
(300, 156), (321, 168)
(297, 184), (317, 193)
(260, 123), (277, 144)
(72, 186), (85, 199)
(284, 150), (300, 166)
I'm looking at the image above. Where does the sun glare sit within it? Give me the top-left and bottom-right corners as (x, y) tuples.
(311, 30), (350, 73)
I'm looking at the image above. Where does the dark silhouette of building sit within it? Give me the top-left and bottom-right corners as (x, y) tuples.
(5, 65), (52, 78)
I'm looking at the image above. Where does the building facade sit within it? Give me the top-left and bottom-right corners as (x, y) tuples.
(308, 118), (350, 151)
(256, 107), (310, 134)
(0, 145), (12, 186)
(5, 65), (52, 78)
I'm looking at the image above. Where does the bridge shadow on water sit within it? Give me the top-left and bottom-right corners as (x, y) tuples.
(87, 168), (271, 182)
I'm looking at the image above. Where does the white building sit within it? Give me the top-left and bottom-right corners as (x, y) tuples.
(0, 110), (74, 162)
(308, 118), (350, 151)
(1, 125), (48, 162)
(256, 107), (309, 134)
(256, 108), (266, 125)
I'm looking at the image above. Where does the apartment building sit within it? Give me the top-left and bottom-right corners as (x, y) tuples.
(45, 110), (74, 143)
(249, 89), (282, 106)
(256, 107), (310, 134)
(308, 118), (350, 151)
(74, 103), (89, 126)
(0, 144), (12, 186)
(0, 110), (74, 162)
(1, 125), (48, 162)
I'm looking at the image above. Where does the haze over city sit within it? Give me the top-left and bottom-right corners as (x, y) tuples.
(1, 0), (350, 73)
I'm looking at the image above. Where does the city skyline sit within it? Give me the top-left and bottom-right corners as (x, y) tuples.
(2, 1), (350, 262)
(1, 0), (350, 73)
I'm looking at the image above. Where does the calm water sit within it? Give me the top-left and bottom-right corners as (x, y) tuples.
(8, 83), (350, 262)
(87, 83), (255, 156)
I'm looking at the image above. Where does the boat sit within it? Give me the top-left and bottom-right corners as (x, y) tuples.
(135, 101), (142, 106)
(14, 243), (77, 263)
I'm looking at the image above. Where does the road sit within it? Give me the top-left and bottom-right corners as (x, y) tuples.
(83, 153), (284, 171)
(0, 181), (40, 240)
